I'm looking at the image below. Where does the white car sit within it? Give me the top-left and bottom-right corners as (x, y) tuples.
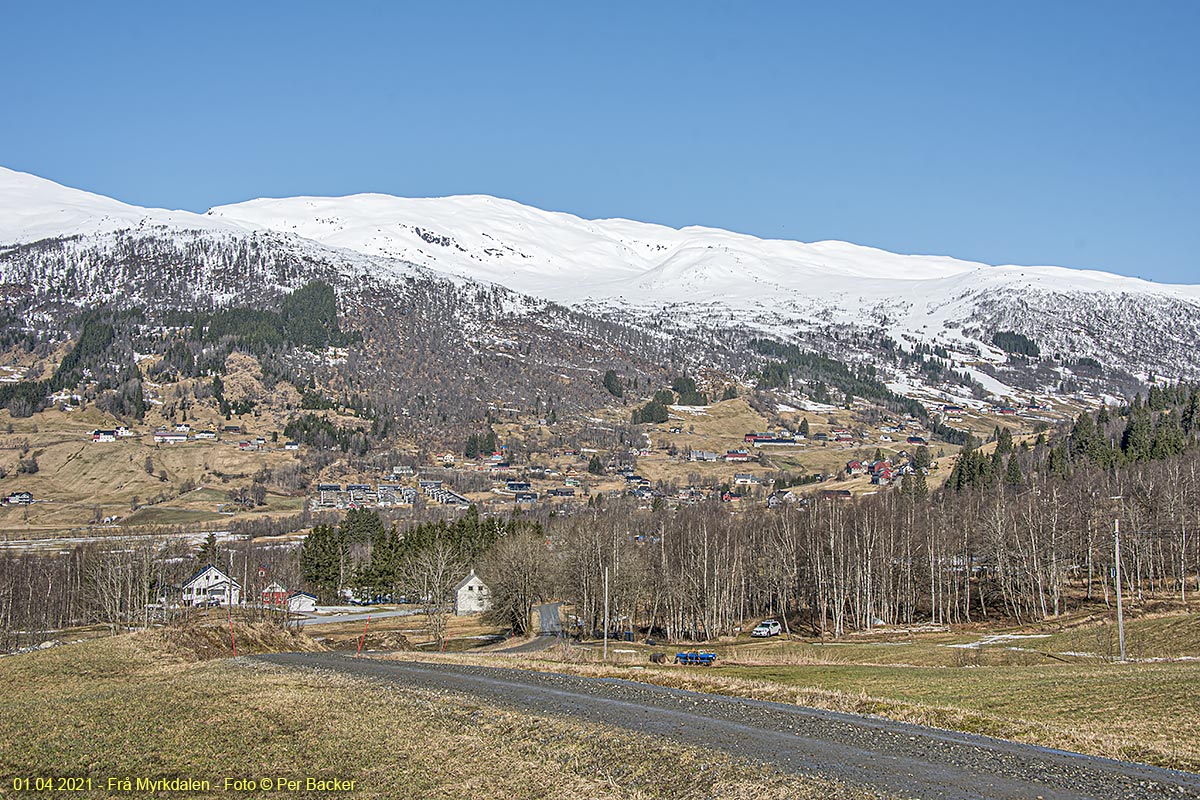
(751, 619), (782, 637)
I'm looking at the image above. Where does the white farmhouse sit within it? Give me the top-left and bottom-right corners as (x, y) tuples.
(453, 569), (491, 616)
(181, 565), (241, 607)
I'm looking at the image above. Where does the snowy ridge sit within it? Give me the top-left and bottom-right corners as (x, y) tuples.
(205, 185), (1200, 379)
(0, 167), (243, 243)
(3, 165), (1200, 384)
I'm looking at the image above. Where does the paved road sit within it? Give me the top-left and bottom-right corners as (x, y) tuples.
(535, 602), (563, 634)
(490, 603), (565, 653)
(253, 653), (1200, 800)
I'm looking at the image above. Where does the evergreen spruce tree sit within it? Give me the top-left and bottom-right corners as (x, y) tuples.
(902, 470), (929, 499)
(300, 524), (348, 603)
(196, 532), (219, 567)
(1005, 455), (1024, 485)
(1121, 409), (1154, 462)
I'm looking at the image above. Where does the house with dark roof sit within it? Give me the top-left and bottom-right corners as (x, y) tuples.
(181, 565), (241, 607)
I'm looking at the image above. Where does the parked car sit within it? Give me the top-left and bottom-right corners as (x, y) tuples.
(751, 619), (782, 638)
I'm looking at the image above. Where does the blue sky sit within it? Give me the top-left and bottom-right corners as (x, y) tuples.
(3, 2), (1198, 282)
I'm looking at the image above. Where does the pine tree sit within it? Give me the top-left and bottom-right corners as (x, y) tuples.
(1151, 409), (1186, 459)
(300, 524), (348, 603)
(340, 508), (385, 545)
(1184, 389), (1200, 434)
(902, 470), (929, 499)
(1121, 409), (1154, 462)
(996, 427), (1014, 455)
(1005, 455), (1024, 485)
(799, 418), (810, 437)
(196, 532), (219, 566)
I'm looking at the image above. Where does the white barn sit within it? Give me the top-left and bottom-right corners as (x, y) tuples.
(454, 569), (491, 616)
(181, 565), (241, 607)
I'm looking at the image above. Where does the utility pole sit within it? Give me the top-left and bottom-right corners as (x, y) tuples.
(1114, 517), (1126, 662)
(603, 566), (609, 661)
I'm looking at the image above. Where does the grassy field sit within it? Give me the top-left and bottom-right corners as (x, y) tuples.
(0, 406), (306, 536)
(404, 611), (1200, 773)
(0, 626), (871, 800)
(303, 608), (508, 653)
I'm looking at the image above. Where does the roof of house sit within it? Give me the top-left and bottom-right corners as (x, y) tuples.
(454, 568), (488, 592)
(182, 564), (240, 589)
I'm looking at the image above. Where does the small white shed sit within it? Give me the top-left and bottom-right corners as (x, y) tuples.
(286, 592), (318, 614)
(454, 569), (491, 616)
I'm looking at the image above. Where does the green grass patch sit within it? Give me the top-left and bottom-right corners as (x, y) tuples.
(121, 506), (227, 526)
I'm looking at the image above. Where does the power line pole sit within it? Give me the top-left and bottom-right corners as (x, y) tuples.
(1114, 517), (1126, 662)
(603, 566), (609, 662)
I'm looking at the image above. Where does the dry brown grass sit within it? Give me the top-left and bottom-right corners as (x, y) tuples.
(0, 629), (874, 800)
(385, 640), (1200, 772)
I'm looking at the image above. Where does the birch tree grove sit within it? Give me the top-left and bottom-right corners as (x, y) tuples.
(550, 448), (1200, 640)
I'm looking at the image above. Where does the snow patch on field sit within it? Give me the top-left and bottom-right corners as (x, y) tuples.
(944, 634), (1051, 650)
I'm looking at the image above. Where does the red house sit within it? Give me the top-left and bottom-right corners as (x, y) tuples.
(261, 581), (288, 606)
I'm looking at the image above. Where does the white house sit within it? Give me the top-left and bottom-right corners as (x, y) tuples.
(454, 569), (491, 616)
(91, 429), (117, 443)
(286, 592), (318, 614)
(181, 565), (241, 607)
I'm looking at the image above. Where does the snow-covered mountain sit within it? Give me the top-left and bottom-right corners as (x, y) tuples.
(205, 187), (1200, 384)
(4, 165), (1200, 396)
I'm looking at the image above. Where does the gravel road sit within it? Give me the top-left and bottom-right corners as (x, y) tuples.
(252, 653), (1200, 800)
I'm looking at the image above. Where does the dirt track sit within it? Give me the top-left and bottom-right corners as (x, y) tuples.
(252, 653), (1200, 800)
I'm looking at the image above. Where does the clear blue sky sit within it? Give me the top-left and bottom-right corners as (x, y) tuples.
(3, 2), (1198, 282)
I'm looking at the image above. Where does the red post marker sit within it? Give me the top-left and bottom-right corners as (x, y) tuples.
(228, 606), (238, 657)
(356, 615), (371, 657)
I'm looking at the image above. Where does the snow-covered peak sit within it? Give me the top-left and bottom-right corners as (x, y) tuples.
(0, 166), (241, 244)
(207, 189), (1200, 308)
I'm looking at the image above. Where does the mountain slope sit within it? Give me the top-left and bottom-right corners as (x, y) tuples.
(207, 189), (1200, 381)
(3, 165), (1199, 401)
